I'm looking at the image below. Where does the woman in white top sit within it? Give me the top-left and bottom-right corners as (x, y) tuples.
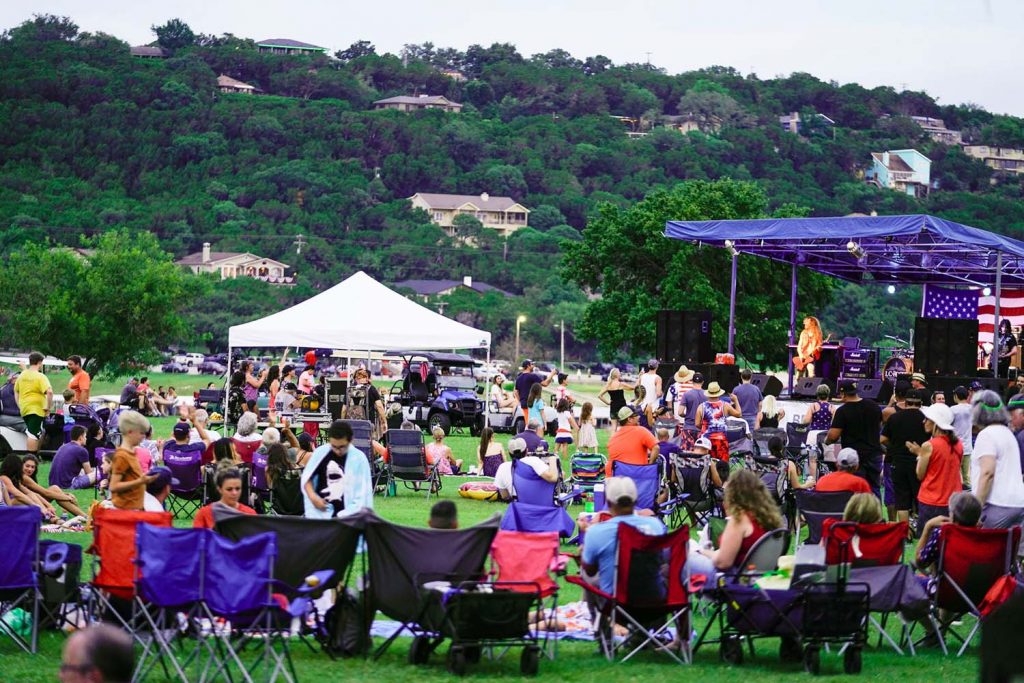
(489, 374), (516, 410)
(970, 390), (1024, 529)
(639, 360), (662, 413)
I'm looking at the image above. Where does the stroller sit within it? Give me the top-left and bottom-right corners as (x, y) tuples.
(568, 452), (606, 495)
(411, 577), (544, 676)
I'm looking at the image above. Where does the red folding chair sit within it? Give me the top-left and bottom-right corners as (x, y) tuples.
(567, 524), (691, 664)
(823, 520), (912, 654)
(927, 524), (1021, 656)
(490, 530), (566, 658)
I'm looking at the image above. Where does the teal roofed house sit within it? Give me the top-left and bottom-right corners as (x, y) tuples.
(257, 38), (328, 55)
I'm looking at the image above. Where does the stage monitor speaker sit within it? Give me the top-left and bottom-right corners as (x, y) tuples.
(656, 310), (713, 365)
(915, 317), (978, 377)
(849, 378), (889, 404)
(326, 378), (348, 420)
(750, 373), (783, 398)
(972, 376), (1008, 398)
(793, 377), (831, 400)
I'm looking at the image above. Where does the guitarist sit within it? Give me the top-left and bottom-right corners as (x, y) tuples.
(795, 316), (825, 378)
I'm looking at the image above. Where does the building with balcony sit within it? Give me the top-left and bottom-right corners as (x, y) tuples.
(963, 145), (1024, 175)
(176, 243), (294, 284)
(779, 111), (835, 135)
(216, 74), (260, 95)
(910, 116), (962, 145)
(866, 149), (931, 198)
(373, 95), (463, 113)
(256, 39), (328, 55)
(394, 277), (513, 300)
(130, 45), (169, 58)
(409, 192), (529, 237)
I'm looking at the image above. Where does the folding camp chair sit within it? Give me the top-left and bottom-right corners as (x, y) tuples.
(568, 523), (692, 664)
(364, 512), (500, 660)
(250, 449), (270, 511)
(786, 422), (810, 457)
(668, 454), (722, 529)
(490, 531), (565, 659)
(163, 447), (207, 519)
(822, 519), (914, 654)
(569, 452), (606, 494)
(0, 507), (43, 654)
(36, 539), (83, 633)
(725, 417), (752, 457)
(793, 489), (853, 545)
(87, 508), (173, 637)
(269, 470), (305, 516)
(612, 461), (683, 525)
(232, 437), (261, 465)
(500, 460), (576, 537)
(924, 525), (1022, 656)
(343, 419), (375, 453)
(387, 428), (440, 498)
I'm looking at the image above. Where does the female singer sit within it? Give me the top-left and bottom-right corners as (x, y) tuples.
(795, 316), (824, 378)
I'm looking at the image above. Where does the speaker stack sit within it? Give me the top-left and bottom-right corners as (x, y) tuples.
(326, 378), (348, 420)
(914, 316), (978, 378)
(793, 377), (832, 399)
(698, 363), (741, 394)
(749, 373), (783, 398)
(656, 310), (714, 365)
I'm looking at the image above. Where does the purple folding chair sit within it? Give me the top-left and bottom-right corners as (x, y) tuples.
(163, 446), (206, 519)
(251, 449), (270, 510)
(0, 507), (42, 654)
(134, 526), (209, 683)
(499, 460), (576, 537)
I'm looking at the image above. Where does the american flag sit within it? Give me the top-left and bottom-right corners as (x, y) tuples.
(923, 285), (1024, 343)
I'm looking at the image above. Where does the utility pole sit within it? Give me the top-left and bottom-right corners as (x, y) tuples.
(559, 319), (565, 371)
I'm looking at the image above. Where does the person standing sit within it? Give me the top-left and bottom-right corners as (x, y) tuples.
(14, 352), (52, 453)
(66, 355), (91, 404)
(732, 369), (764, 432)
(972, 390), (1024, 529)
(108, 411), (156, 511)
(795, 316), (824, 379)
(991, 319), (1018, 378)
(665, 365), (695, 423)
(825, 379), (883, 496)
(694, 382), (741, 462)
(678, 372), (707, 446)
(597, 368), (634, 433)
(910, 373), (931, 407)
(638, 359), (663, 417)
(300, 420), (374, 519)
(950, 386), (974, 487)
(514, 360), (556, 410)
(907, 403), (964, 537)
(880, 390), (929, 525)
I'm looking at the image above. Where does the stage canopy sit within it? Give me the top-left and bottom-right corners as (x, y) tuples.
(664, 214), (1024, 287)
(228, 271), (491, 351)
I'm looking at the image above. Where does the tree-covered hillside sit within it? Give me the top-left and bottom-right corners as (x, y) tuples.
(2, 14), (1023, 364)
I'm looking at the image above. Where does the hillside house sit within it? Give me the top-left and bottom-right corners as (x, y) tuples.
(256, 39), (328, 55)
(176, 243), (294, 284)
(409, 193), (529, 237)
(963, 145), (1024, 176)
(394, 277), (513, 300)
(866, 149), (931, 198)
(216, 74), (260, 95)
(778, 111), (835, 135)
(374, 95), (463, 113)
(130, 45), (169, 58)
(910, 116), (962, 145)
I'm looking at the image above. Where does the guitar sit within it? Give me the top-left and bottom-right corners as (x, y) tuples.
(794, 333), (832, 371)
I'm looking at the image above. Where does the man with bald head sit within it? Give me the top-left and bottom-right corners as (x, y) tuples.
(60, 624), (133, 683)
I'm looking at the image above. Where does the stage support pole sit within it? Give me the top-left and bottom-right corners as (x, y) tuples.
(994, 253), (1003, 378)
(788, 263), (798, 395)
(728, 254), (738, 356)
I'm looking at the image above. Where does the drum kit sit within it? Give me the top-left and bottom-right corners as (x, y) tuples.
(880, 335), (914, 385)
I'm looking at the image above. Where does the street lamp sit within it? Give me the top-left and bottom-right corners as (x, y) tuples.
(553, 319), (565, 371)
(514, 315), (527, 364)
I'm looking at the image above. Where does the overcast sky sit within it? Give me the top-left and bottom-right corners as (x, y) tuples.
(5, 0), (1023, 115)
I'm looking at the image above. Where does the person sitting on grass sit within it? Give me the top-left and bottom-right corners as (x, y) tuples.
(108, 411), (156, 511)
(426, 426), (462, 475)
(814, 448), (872, 494)
(193, 468), (256, 529)
(429, 500), (459, 529)
(20, 452), (86, 519)
(49, 425), (97, 490)
(1, 454), (59, 520)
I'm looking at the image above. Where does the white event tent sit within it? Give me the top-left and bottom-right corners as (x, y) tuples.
(228, 270), (491, 356)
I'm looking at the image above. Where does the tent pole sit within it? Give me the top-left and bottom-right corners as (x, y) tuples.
(728, 254), (738, 356)
(994, 253), (1003, 378)
(484, 346), (491, 434)
(225, 345), (232, 418)
(788, 263), (798, 395)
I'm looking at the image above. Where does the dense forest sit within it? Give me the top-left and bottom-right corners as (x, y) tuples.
(2, 14), (1023, 367)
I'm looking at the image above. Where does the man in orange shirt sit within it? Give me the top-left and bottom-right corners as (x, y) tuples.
(66, 355), (91, 404)
(606, 406), (658, 476)
(814, 448), (872, 494)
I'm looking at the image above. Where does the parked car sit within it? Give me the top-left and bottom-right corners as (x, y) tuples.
(161, 361), (188, 373)
(204, 353), (228, 366)
(384, 351), (485, 436)
(173, 352), (205, 367)
(197, 361), (227, 376)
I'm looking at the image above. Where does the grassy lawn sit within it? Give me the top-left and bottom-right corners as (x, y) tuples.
(4, 425), (978, 681)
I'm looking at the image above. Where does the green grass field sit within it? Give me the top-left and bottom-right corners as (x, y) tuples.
(3, 414), (978, 681)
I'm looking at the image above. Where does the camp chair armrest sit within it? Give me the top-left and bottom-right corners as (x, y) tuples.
(556, 490), (580, 506)
(565, 574), (614, 602)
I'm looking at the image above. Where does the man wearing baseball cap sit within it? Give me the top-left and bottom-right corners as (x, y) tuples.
(513, 360), (557, 411)
(814, 448), (871, 494)
(606, 406), (658, 477)
(825, 379), (883, 495)
(581, 477), (665, 597)
(143, 466), (180, 512)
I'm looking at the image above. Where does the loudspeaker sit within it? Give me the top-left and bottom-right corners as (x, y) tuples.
(851, 378), (889, 404)
(972, 376), (1008, 397)
(656, 310), (713, 365)
(655, 363), (677, 393)
(750, 373), (783, 398)
(793, 377), (831, 399)
(698, 363), (740, 393)
(915, 317), (978, 377)
(326, 378), (348, 420)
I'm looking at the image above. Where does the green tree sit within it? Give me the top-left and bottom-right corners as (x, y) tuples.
(529, 204), (567, 231)
(561, 179), (833, 366)
(0, 231), (204, 376)
(335, 40), (375, 62)
(451, 213), (483, 240)
(151, 18), (195, 51)
(677, 89), (753, 131)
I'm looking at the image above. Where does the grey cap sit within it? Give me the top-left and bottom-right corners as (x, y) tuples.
(836, 448), (860, 469)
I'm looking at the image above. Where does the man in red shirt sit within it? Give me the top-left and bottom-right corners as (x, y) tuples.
(815, 448), (872, 494)
(606, 406), (658, 476)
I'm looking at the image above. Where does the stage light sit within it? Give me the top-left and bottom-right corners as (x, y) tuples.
(983, 287), (992, 296)
(886, 284), (896, 295)
(724, 240), (739, 257)
(847, 241), (866, 260)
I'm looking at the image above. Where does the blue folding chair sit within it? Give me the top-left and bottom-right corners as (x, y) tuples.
(0, 507), (42, 654)
(611, 461), (683, 525)
(134, 526), (208, 683)
(499, 460), (576, 537)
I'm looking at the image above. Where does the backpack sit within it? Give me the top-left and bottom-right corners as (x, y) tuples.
(345, 384), (369, 421)
(0, 382), (19, 417)
(322, 588), (368, 657)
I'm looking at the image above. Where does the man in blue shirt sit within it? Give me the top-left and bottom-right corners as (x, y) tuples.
(581, 477), (665, 596)
(680, 373), (707, 434)
(732, 369), (763, 432)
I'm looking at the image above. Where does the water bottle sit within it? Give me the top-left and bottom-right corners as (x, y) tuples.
(387, 478), (397, 497)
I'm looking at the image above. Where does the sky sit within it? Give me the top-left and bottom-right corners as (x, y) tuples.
(4, 0), (1024, 115)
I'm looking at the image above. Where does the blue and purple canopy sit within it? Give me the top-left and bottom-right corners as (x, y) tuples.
(664, 214), (1024, 287)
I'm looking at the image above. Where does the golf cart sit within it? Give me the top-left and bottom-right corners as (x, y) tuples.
(385, 351), (486, 436)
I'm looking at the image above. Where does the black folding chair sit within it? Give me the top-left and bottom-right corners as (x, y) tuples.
(793, 489), (854, 545)
(387, 428), (440, 498)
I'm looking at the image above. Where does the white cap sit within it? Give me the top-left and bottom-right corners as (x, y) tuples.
(921, 403), (955, 432)
(836, 448), (860, 469)
(604, 476), (638, 505)
(507, 437), (528, 455)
